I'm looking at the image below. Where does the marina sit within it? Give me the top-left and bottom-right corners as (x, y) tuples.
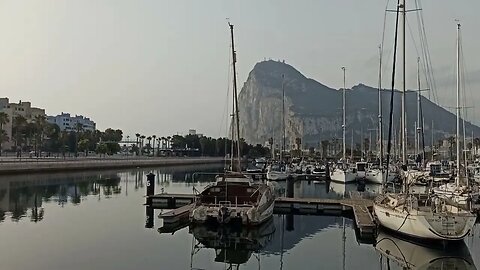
(1, 0), (480, 269)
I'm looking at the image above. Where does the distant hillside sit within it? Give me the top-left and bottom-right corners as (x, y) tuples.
(238, 60), (480, 147)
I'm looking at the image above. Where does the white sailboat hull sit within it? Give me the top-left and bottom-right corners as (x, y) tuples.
(364, 170), (397, 184)
(266, 171), (289, 181)
(374, 203), (476, 241)
(432, 183), (479, 205)
(330, 169), (357, 183)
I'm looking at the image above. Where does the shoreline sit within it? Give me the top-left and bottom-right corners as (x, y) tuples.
(0, 157), (225, 175)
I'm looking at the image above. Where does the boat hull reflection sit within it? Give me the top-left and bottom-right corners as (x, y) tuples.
(375, 230), (476, 270)
(189, 217), (275, 265)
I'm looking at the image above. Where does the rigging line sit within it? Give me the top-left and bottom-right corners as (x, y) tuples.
(415, 0), (439, 103)
(385, 0), (401, 186)
(380, 0), (392, 53)
(220, 39), (233, 137)
(380, 0), (392, 87)
(406, 18), (421, 60)
(226, 29), (234, 170)
(419, 90), (426, 165)
(460, 33), (472, 124)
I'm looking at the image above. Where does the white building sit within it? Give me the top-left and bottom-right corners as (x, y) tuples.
(47, 113), (96, 132)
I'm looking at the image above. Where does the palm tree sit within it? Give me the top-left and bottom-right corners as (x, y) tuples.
(161, 137), (166, 149)
(12, 115), (27, 152)
(157, 137), (161, 154)
(74, 122), (84, 157)
(152, 135), (156, 156)
(146, 136), (152, 155)
(33, 115), (47, 156)
(140, 135), (146, 155)
(0, 112), (9, 155)
(135, 133), (140, 155)
(166, 136), (172, 149)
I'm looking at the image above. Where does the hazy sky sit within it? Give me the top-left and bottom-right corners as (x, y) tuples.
(0, 0), (479, 139)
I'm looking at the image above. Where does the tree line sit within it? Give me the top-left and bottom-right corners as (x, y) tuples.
(129, 133), (270, 158)
(0, 112), (123, 156)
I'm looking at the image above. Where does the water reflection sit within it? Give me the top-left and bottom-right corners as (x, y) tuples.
(277, 180), (383, 199)
(375, 230), (476, 269)
(0, 166), (478, 270)
(189, 218), (276, 269)
(0, 164), (222, 223)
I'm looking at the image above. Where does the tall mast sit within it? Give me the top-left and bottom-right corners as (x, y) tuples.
(401, 0), (407, 165)
(281, 74), (286, 163)
(378, 45), (384, 167)
(456, 22), (461, 184)
(229, 23), (241, 172)
(416, 57), (421, 158)
(342, 67), (346, 161)
(431, 120), (434, 158)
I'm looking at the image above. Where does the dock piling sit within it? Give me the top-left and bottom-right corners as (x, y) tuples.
(286, 175), (294, 198)
(146, 173), (155, 204)
(145, 205), (154, 228)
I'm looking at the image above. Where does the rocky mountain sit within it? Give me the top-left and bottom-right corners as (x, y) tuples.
(238, 60), (480, 148)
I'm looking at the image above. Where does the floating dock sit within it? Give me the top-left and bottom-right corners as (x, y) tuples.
(148, 192), (377, 238)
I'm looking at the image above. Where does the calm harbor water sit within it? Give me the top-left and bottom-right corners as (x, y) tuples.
(0, 164), (479, 270)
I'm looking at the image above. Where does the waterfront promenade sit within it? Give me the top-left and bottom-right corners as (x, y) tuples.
(0, 155), (224, 175)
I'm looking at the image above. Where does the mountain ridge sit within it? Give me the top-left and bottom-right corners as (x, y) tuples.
(238, 60), (480, 148)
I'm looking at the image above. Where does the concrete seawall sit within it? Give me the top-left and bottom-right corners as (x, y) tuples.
(0, 157), (225, 175)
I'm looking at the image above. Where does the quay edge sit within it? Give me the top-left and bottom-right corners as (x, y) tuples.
(0, 157), (225, 175)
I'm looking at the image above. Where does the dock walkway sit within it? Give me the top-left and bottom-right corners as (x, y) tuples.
(149, 192), (377, 237)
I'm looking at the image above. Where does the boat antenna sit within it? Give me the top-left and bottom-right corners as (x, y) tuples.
(228, 22), (242, 172)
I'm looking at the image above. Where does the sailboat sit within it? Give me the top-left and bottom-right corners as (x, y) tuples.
(373, 6), (476, 241)
(330, 67), (357, 183)
(363, 47), (397, 185)
(190, 23), (276, 226)
(432, 23), (480, 205)
(267, 75), (290, 181)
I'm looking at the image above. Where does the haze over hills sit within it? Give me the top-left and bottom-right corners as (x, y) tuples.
(238, 60), (480, 148)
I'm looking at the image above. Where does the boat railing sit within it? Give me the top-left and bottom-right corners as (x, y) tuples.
(201, 195), (255, 207)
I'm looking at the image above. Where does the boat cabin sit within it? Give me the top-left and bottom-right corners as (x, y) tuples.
(199, 179), (265, 207)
